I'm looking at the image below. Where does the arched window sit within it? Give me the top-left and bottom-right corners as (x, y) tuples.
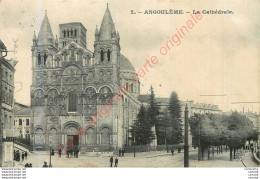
(74, 29), (77, 36)
(107, 49), (111, 61)
(38, 53), (41, 66)
(70, 29), (73, 36)
(101, 127), (110, 145)
(19, 119), (22, 126)
(26, 119), (29, 126)
(63, 30), (66, 37)
(100, 50), (104, 62)
(126, 82), (129, 91)
(43, 54), (47, 65)
(131, 84), (134, 93)
(67, 30), (69, 37)
(68, 92), (77, 112)
(87, 128), (96, 145)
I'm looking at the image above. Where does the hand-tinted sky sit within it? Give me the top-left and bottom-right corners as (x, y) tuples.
(0, 0), (259, 112)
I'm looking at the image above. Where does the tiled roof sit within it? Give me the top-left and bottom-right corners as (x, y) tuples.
(14, 108), (30, 116)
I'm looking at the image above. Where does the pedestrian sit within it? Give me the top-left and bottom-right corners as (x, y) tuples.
(22, 152), (24, 162)
(171, 148), (174, 156)
(122, 148), (125, 157)
(76, 149), (79, 158)
(43, 161), (48, 168)
(66, 147), (69, 158)
(25, 152), (28, 160)
(119, 148), (121, 157)
(110, 156), (113, 167)
(29, 163), (32, 167)
(52, 148), (54, 156)
(25, 163), (29, 167)
(59, 147), (62, 158)
(114, 157), (118, 167)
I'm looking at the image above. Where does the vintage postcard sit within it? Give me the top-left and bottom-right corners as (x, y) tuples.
(0, 0), (259, 174)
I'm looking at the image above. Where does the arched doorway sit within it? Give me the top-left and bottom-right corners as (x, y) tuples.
(64, 122), (80, 147)
(101, 127), (110, 145)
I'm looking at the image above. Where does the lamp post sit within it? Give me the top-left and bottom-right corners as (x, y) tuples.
(49, 142), (52, 168)
(133, 120), (136, 158)
(184, 104), (189, 167)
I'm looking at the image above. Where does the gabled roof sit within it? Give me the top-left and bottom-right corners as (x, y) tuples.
(55, 41), (93, 56)
(38, 10), (54, 46)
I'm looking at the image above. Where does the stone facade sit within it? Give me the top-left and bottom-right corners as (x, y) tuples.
(30, 7), (140, 151)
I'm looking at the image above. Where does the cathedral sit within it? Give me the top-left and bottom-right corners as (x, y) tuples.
(30, 6), (141, 152)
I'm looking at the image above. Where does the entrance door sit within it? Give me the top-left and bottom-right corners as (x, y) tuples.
(67, 135), (79, 146)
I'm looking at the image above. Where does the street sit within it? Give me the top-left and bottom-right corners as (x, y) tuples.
(14, 149), (258, 168)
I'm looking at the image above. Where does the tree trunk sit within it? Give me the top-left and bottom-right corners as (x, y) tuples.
(221, 145), (223, 153)
(230, 147), (233, 161)
(202, 146), (204, 160)
(233, 148), (236, 159)
(212, 146), (214, 157)
(198, 145), (202, 161)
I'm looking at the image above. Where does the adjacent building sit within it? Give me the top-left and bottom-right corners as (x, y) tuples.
(14, 103), (30, 139)
(0, 39), (17, 166)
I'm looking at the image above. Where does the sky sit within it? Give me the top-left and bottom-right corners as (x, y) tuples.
(0, 0), (259, 113)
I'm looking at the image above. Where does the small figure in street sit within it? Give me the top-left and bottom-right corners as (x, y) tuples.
(52, 148), (54, 156)
(119, 148), (121, 157)
(66, 147), (70, 158)
(43, 161), (48, 168)
(122, 148), (125, 157)
(110, 156), (113, 167)
(25, 152), (28, 160)
(166, 145), (169, 153)
(59, 147), (62, 158)
(29, 163), (32, 167)
(251, 147), (254, 154)
(114, 157), (118, 167)
(25, 163), (29, 167)
(22, 152), (25, 162)
(171, 148), (174, 156)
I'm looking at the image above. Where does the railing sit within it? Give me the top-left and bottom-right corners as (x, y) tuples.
(5, 137), (33, 151)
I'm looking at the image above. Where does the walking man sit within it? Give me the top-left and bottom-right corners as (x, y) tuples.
(171, 148), (174, 156)
(114, 157), (118, 167)
(110, 156), (113, 167)
(122, 148), (125, 157)
(119, 148), (121, 157)
(59, 147), (62, 158)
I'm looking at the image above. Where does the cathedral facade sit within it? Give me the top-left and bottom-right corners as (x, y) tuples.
(30, 6), (140, 152)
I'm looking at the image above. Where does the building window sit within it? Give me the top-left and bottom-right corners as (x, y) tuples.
(68, 92), (77, 112)
(43, 54), (47, 65)
(107, 49), (111, 61)
(74, 29), (77, 36)
(70, 29), (73, 36)
(131, 84), (134, 93)
(63, 30), (66, 37)
(67, 30), (69, 37)
(19, 119), (22, 126)
(100, 50), (104, 62)
(26, 119), (29, 126)
(38, 53), (41, 66)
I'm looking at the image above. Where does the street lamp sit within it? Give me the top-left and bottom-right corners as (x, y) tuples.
(49, 142), (52, 168)
(184, 104), (189, 167)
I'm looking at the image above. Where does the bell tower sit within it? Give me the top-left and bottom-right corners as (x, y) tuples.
(94, 4), (120, 65)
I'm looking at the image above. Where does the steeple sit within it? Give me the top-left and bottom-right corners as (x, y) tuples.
(99, 5), (115, 40)
(37, 10), (54, 46)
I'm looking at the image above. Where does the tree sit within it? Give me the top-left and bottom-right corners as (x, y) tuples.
(147, 86), (161, 143)
(167, 91), (183, 145)
(130, 104), (155, 145)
